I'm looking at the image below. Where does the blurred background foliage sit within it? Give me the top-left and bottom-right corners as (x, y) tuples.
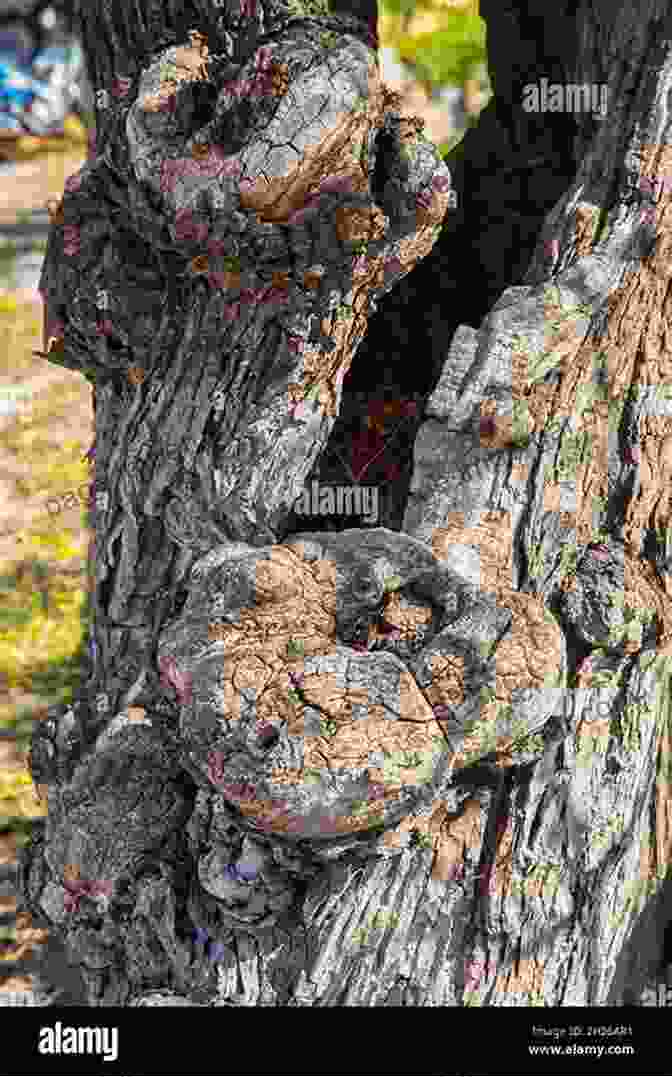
(379, 0), (490, 155)
(381, 0), (484, 90)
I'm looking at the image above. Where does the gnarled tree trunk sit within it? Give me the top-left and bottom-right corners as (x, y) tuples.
(18, 0), (672, 1007)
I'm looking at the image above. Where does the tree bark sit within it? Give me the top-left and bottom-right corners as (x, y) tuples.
(19, 0), (672, 1007)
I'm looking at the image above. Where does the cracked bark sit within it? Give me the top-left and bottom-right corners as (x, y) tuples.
(18, 0), (672, 1006)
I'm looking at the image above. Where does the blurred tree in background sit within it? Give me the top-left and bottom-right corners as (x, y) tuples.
(379, 0), (490, 152)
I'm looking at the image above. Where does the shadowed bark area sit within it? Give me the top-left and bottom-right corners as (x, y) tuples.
(18, 0), (672, 1007)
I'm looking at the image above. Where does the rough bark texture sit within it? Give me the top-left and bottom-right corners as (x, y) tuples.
(18, 0), (672, 1007)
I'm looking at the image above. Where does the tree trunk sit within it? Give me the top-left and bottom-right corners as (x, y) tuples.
(18, 0), (672, 1007)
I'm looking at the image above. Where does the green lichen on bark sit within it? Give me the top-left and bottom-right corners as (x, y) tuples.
(286, 0), (331, 16)
(616, 698), (644, 752)
(351, 908), (401, 946)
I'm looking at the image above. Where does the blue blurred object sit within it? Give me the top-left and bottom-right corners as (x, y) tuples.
(0, 24), (34, 69)
(0, 4), (87, 138)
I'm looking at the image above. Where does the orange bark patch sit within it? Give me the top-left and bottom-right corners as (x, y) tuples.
(495, 957), (545, 1001)
(45, 196), (64, 225)
(203, 543), (446, 830)
(380, 794), (484, 866)
(428, 512), (563, 768)
(574, 202), (600, 256)
(431, 796), (484, 880)
(423, 651), (466, 709)
(493, 590), (562, 702)
(127, 366), (146, 386)
(190, 254), (209, 275)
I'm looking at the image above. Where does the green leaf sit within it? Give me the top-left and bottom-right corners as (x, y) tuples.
(381, 0), (415, 17)
(0, 607), (32, 628)
(287, 0), (329, 15)
(396, 15), (486, 89)
(593, 207), (610, 246)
